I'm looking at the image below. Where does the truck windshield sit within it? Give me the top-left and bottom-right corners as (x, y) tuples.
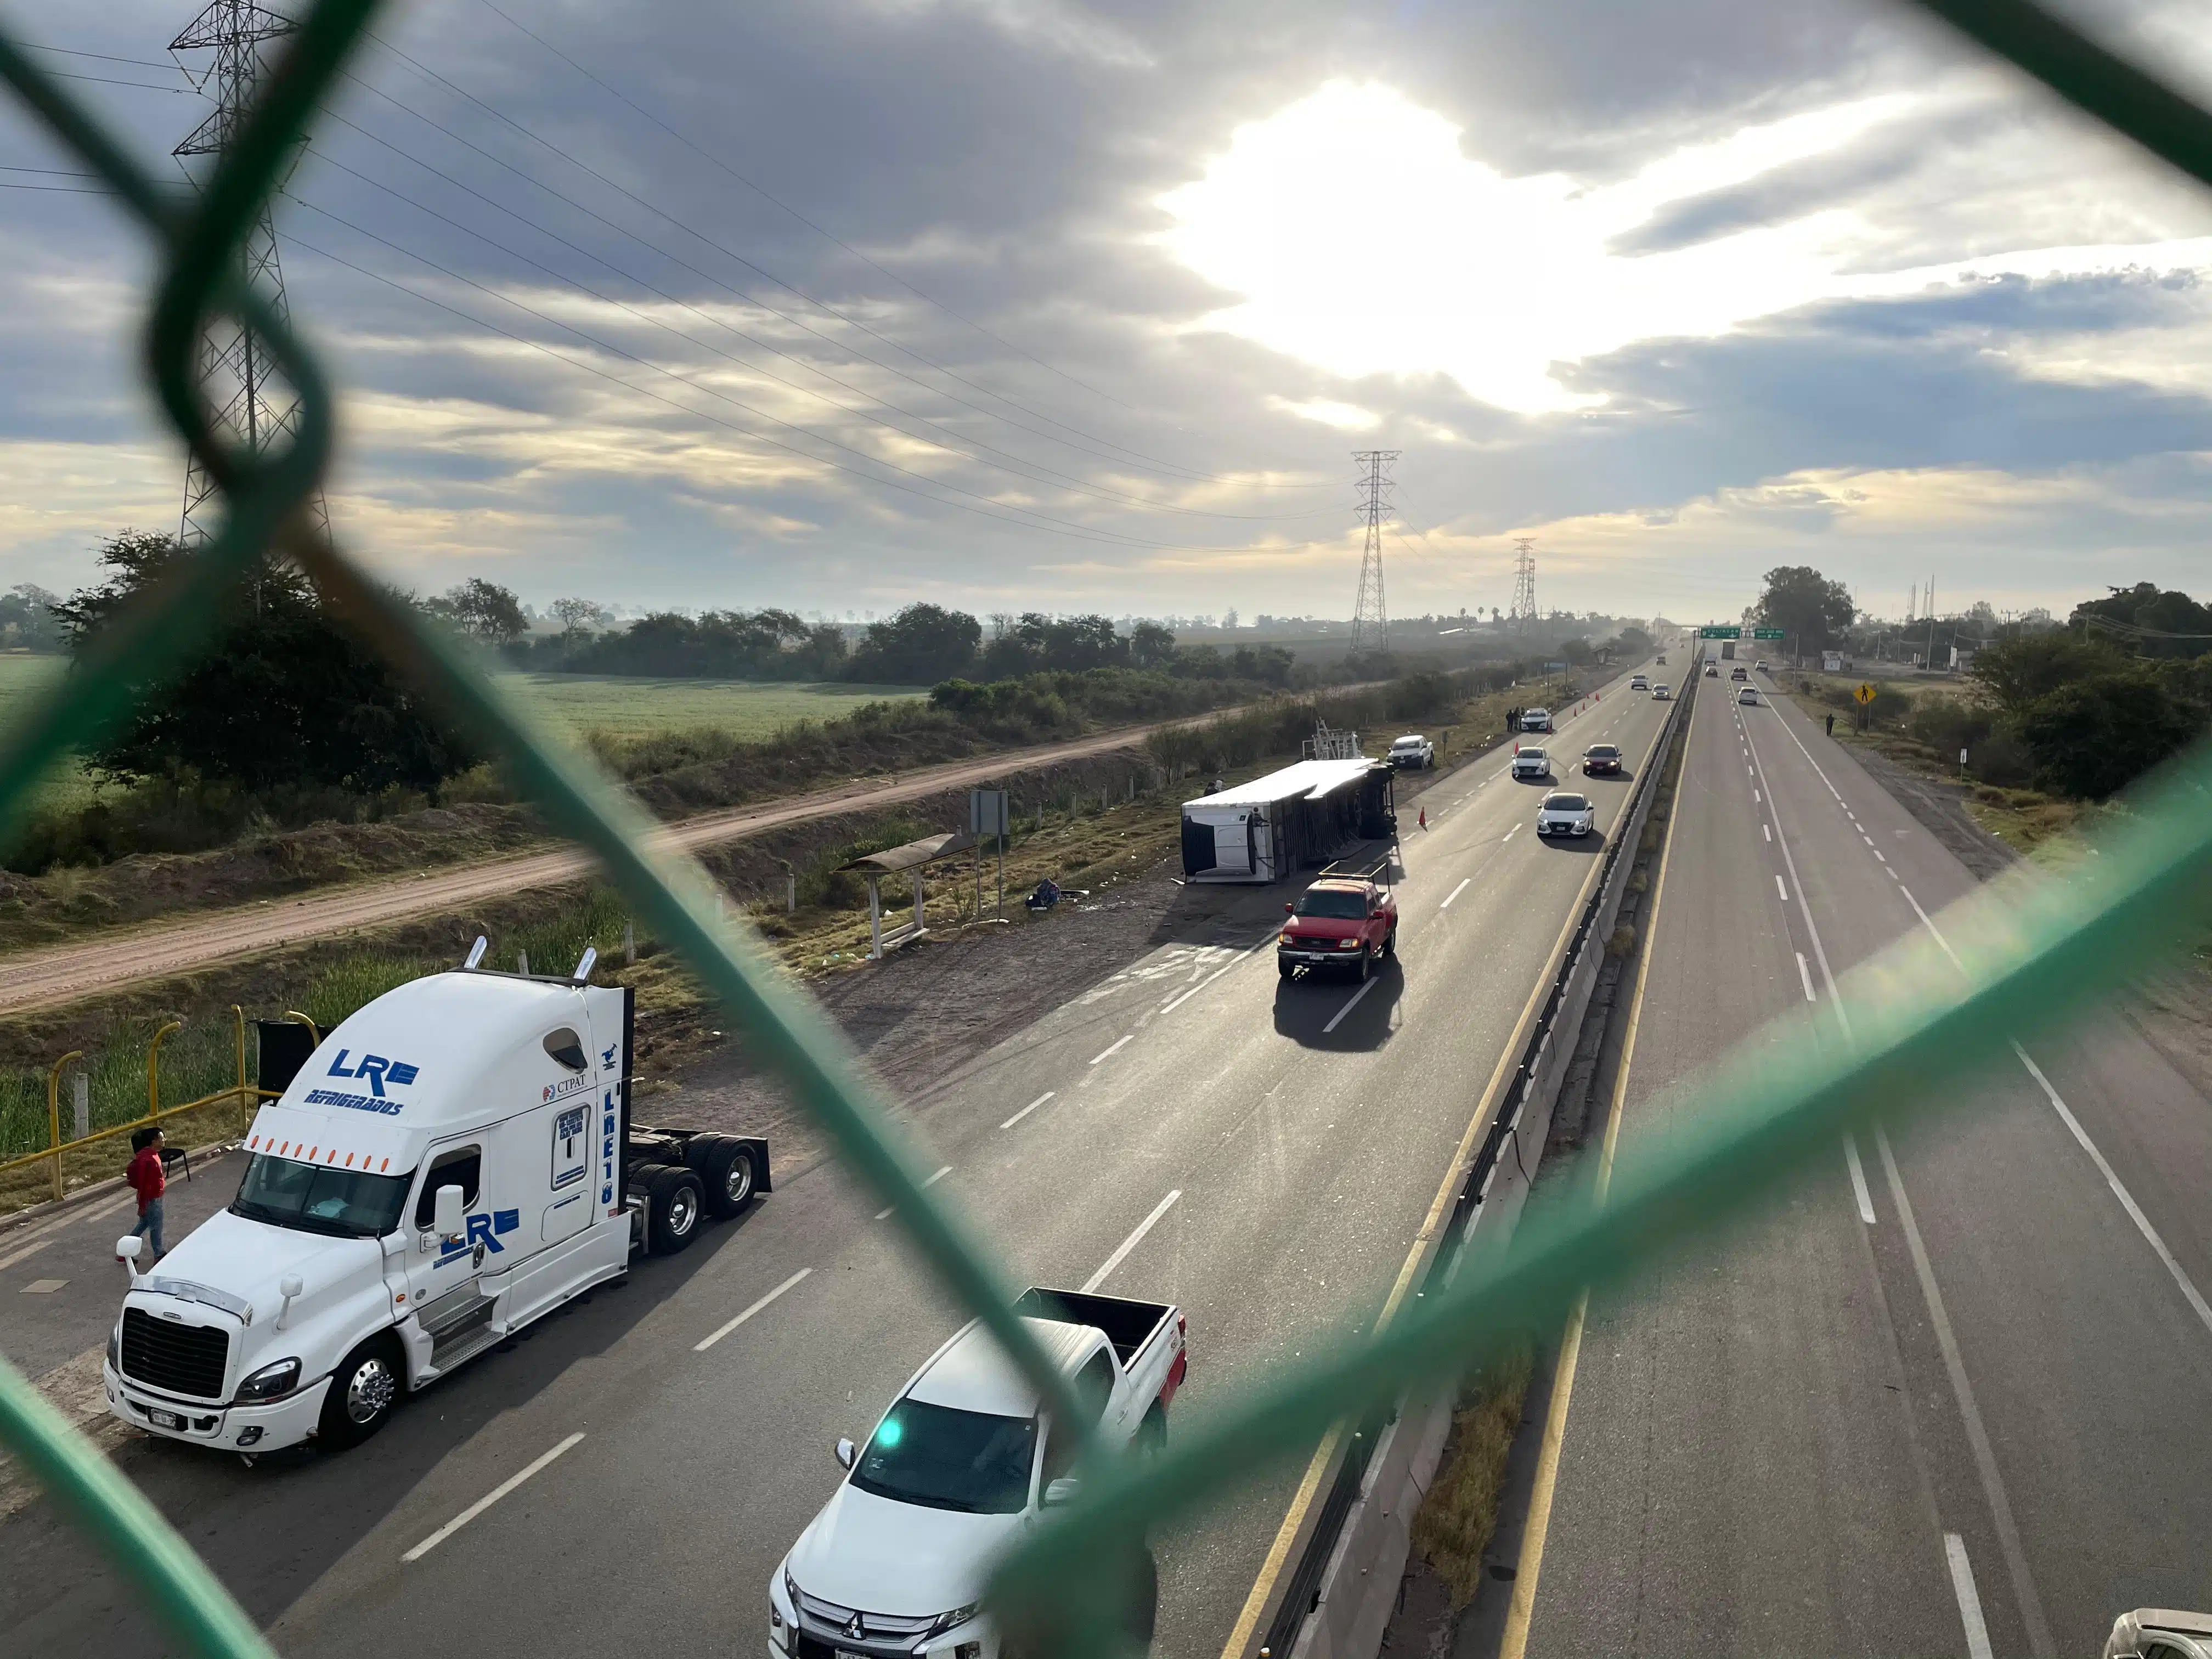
(230, 1154), (412, 1240)
(1294, 889), (1368, 919)
(849, 1400), (1037, 1515)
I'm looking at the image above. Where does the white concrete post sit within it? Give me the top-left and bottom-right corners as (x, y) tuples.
(786, 872), (797, 913)
(622, 919), (636, 965)
(868, 877), (883, 960)
(516, 948), (529, 976)
(72, 1073), (89, 1142)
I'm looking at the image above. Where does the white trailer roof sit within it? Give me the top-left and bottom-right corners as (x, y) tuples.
(1182, 758), (1375, 811)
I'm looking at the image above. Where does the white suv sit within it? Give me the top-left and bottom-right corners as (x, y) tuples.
(1511, 746), (1551, 780)
(1388, 733), (1434, 770)
(1629, 674), (1649, 691)
(1520, 708), (1553, 732)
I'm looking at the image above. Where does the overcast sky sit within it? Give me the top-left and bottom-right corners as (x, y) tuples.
(5, 0), (2212, 625)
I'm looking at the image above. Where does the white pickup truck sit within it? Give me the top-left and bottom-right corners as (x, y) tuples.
(101, 946), (770, 1458)
(771, 1286), (1187, 1658)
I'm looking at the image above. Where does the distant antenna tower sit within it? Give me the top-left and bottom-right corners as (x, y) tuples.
(1350, 450), (1398, 655)
(170, 1), (328, 550)
(1509, 538), (1538, 633)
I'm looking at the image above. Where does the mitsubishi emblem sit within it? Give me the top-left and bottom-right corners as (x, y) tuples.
(845, 1613), (864, 1640)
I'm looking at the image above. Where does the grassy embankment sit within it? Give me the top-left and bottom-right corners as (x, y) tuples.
(1784, 672), (2090, 861)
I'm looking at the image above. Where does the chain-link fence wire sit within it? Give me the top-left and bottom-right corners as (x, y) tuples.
(0, 0), (2210, 1654)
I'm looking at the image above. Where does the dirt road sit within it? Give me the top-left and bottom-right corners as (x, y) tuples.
(0, 720), (1177, 1017)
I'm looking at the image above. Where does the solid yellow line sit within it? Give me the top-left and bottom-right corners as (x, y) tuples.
(1220, 693), (1667, 1659)
(1498, 675), (1695, 1659)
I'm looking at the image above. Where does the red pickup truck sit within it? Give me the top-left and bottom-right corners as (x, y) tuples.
(1278, 876), (1398, 981)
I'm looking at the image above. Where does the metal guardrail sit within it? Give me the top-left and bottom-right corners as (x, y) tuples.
(0, 4), (2210, 1658)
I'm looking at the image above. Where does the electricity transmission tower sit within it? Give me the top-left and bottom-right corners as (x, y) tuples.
(171, 1), (328, 550)
(1509, 537), (1537, 633)
(1350, 450), (1398, 655)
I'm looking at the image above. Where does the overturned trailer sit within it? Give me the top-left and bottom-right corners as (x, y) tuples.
(1180, 759), (1395, 884)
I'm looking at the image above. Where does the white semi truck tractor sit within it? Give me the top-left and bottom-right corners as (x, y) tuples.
(101, 944), (769, 1457)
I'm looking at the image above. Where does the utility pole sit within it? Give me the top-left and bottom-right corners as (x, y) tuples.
(1350, 451), (1397, 656)
(171, 1), (329, 551)
(1509, 538), (1537, 634)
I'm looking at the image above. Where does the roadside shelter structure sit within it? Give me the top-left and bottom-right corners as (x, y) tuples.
(837, 831), (977, 958)
(1179, 759), (1393, 884)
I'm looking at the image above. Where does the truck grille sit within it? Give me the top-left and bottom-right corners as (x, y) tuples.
(120, 1307), (229, 1400)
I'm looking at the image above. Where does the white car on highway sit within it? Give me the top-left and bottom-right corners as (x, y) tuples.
(1652, 683), (1672, 701)
(1629, 674), (1649, 691)
(1738, 685), (1759, 706)
(1520, 707), (1553, 732)
(1511, 746), (1551, 780)
(1536, 791), (1596, 838)
(773, 1286), (1187, 1659)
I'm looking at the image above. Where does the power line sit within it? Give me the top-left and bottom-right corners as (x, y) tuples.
(296, 139), (1330, 523)
(283, 221), (1319, 556)
(469, 0), (1154, 421)
(355, 27), (1331, 490)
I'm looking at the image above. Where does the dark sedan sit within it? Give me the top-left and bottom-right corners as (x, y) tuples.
(1582, 743), (1623, 776)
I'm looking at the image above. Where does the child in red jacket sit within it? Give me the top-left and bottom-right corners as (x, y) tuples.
(122, 1128), (166, 1265)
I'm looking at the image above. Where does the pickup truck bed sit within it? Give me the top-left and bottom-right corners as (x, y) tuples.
(1014, 1286), (1170, 1368)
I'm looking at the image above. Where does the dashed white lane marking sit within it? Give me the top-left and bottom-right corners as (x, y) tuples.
(1001, 1091), (1055, 1130)
(876, 1166), (952, 1220)
(1946, 1533), (1996, 1659)
(1796, 952), (1816, 1002)
(2012, 1045), (2212, 1340)
(695, 1267), (813, 1352)
(1775, 874), (1789, 902)
(1082, 1189), (1182, 1292)
(1442, 877), (1471, 909)
(1089, 1034), (1133, 1065)
(1873, 850), (1887, 864)
(1876, 1127), (2057, 1657)
(1843, 1132), (1877, 1224)
(1323, 978), (1379, 1034)
(1762, 823), (1771, 843)
(404, 1434), (586, 1561)
(1753, 789), (1760, 804)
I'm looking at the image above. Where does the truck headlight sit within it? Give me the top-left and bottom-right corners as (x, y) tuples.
(923, 1602), (980, 1639)
(107, 1323), (120, 1373)
(234, 1358), (302, 1403)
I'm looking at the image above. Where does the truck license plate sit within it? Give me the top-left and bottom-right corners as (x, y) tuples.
(146, 1408), (184, 1430)
(835, 1649), (871, 1659)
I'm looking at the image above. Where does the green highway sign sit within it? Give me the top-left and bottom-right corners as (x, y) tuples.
(1753, 627), (1786, 639)
(1699, 625), (1741, 639)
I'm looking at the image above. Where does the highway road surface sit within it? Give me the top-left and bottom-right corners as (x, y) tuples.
(1511, 663), (2212, 1657)
(0, 714), (1218, 1017)
(2, 667), (1669, 1657)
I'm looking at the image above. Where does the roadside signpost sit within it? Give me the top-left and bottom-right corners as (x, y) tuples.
(1699, 625), (1741, 639)
(1753, 627), (1786, 640)
(970, 789), (1010, 918)
(1855, 683), (1877, 704)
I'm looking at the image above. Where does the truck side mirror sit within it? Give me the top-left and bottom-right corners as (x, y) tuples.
(432, 1184), (466, 1239)
(1043, 1476), (1081, 1508)
(1283, 902), (1295, 915)
(834, 1437), (856, 1470)
(276, 1273), (303, 1330)
(116, 1237), (143, 1275)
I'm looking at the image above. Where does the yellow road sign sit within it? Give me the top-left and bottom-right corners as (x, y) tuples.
(1855, 682), (1877, 704)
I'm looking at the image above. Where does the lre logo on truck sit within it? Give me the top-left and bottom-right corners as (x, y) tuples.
(302, 1049), (422, 1116)
(437, 1209), (521, 1263)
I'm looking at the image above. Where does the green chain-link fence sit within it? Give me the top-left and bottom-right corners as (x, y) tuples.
(2, 0), (2211, 1653)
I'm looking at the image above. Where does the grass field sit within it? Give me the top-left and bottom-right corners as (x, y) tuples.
(494, 674), (926, 741)
(0, 652), (99, 814)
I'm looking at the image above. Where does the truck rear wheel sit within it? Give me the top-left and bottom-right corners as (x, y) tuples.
(645, 1165), (705, 1255)
(318, 1335), (403, 1450)
(687, 1135), (758, 1220)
